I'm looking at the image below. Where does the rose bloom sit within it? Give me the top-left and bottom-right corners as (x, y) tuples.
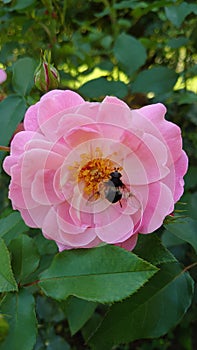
(0, 69), (7, 84)
(3, 90), (188, 251)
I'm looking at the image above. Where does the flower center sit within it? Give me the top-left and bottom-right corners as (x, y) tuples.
(78, 156), (115, 196)
(68, 147), (117, 198)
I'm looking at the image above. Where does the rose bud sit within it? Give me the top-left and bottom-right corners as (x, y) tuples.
(34, 51), (60, 92)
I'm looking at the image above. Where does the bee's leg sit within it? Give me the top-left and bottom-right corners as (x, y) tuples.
(119, 200), (122, 208)
(86, 191), (100, 204)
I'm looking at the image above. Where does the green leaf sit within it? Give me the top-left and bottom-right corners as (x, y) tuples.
(167, 36), (189, 49)
(88, 263), (194, 350)
(66, 297), (97, 335)
(184, 166), (197, 190)
(0, 315), (9, 343)
(79, 77), (128, 99)
(34, 232), (58, 255)
(39, 245), (158, 303)
(162, 229), (185, 247)
(132, 66), (178, 94)
(9, 0), (36, 10)
(0, 95), (26, 164)
(164, 217), (197, 253)
(177, 91), (197, 105)
(0, 239), (18, 292)
(0, 212), (29, 245)
(183, 192), (197, 221)
(8, 234), (40, 284)
(0, 289), (37, 350)
(36, 295), (65, 323)
(45, 335), (70, 350)
(165, 2), (192, 28)
(134, 234), (176, 265)
(12, 57), (37, 96)
(113, 33), (147, 75)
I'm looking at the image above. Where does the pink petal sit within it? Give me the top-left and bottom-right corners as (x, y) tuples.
(57, 202), (88, 234)
(173, 151), (188, 202)
(97, 100), (132, 128)
(94, 205), (134, 243)
(20, 205), (50, 227)
(116, 233), (138, 250)
(134, 104), (184, 164)
(24, 103), (40, 132)
(10, 131), (37, 156)
(123, 134), (169, 185)
(25, 137), (69, 157)
(31, 169), (62, 205)
(3, 156), (18, 175)
(103, 96), (131, 109)
(42, 207), (63, 244)
(37, 90), (85, 128)
(65, 125), (101, 148)
(57, 236), (102, 251)
(75, 102), (100, 120)
(0, 69), (7, 84)
(42, 206), (97, 248)
(19, 149), (64, 187)
(140, 182), (174, 233)
(56, 113), (95, 140)
(59, 227), (97, 247)
(9, 182), (37, 209)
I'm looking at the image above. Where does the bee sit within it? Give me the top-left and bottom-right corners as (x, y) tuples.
(89, 168), (136, 208)
(103, 168), (125, 206)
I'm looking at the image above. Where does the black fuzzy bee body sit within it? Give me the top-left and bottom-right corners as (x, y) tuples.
(104, 169), (125, 205)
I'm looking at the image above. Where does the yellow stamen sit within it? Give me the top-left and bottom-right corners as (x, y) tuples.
(78, 157), (114, 196)
(68, 147), (117, 199)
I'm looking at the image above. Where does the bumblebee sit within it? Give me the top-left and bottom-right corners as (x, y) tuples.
(103, 168), (125, 206)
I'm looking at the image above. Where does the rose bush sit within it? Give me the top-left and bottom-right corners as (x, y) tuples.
(3, 89), (188, 251)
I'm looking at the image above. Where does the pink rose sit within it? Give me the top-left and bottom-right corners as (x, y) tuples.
(3, 90), (188, 251)
(0, 69), (7, 84)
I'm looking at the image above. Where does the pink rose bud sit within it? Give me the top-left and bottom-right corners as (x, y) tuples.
(34, 51), (60, 92)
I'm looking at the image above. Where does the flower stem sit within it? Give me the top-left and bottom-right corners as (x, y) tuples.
(183, 261), (197, 272)
(0, 145), (10, 152)
(19, 279), (40, 288)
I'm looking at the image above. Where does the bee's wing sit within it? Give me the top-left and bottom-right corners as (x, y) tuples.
(121, 186), (142, 214)
(102, 180), (120, 203)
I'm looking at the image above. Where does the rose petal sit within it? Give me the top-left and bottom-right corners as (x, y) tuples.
(140, 182), (174, 233)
